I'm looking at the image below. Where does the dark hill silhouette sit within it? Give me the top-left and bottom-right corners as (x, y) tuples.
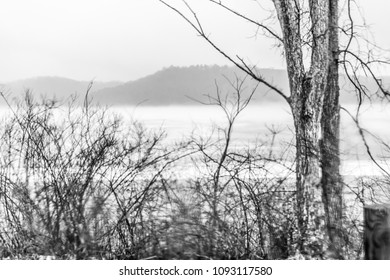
(92, 65), (290, 105)
(1, 66), (388, 106)
(92, 65), (389, 105)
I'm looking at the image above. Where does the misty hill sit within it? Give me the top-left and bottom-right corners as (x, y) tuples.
(92, 65), (290, 105)
(1, 66), (389, 106)
(1, 77), (122, 103)
(92, 65), (390, 106)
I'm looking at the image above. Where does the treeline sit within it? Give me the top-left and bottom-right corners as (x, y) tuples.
(0, 92), (387, 259)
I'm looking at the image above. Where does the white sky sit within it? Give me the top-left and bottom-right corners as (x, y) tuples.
(0, 0), (389, 82)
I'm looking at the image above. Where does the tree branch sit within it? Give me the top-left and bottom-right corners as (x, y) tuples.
(209, 0), (283, 43)
(159, 0), (290, 103)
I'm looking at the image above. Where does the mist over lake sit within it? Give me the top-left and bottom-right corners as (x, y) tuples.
(104, 103), (389, 177)
(1, 100), (388, 178)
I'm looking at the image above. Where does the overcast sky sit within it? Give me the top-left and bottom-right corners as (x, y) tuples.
(1, 0), (389, 83)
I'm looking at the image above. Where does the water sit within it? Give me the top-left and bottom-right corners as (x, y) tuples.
(107, 103), (390, 177)
(1, 102), (389, 177)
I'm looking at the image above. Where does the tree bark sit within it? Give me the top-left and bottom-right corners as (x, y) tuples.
(274, 0), (340, 257)
(291, 81), (327, 256)
(320, 0), (344, 259)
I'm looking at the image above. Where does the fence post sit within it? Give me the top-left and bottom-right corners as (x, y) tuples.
(364, 204), (390, 260)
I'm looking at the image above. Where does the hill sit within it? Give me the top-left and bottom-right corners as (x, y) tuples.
(92, 65), (390, 106)
(0, 76), (122, 104)
(1, 66), (389, 106)
(92, 65), (289, 105)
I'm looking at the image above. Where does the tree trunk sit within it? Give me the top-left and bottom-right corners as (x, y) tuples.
(320, 0), (344, 259)
(274, 0), (332, 257)
(290, 76), (327, 257)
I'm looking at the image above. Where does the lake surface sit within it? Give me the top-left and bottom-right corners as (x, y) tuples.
(107, 103), (390, 176)
(1, 102), (389, 177)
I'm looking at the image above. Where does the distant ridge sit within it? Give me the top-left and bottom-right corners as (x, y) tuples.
(92, 65), (390, 105)
(92, 65), (289, 105)
(1, 76), (122, 104)
(1, 66), (389, 106)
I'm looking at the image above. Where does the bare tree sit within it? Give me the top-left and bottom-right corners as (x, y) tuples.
(180, 75), (296, 259)
(159, 0), (389, 258)
(191, 76), (256, 258)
